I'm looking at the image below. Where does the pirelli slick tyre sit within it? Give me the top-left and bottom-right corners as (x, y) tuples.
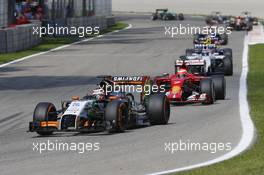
(105, 100), (128, 133)
(151, 15), (157, 20)
(247, 24), (253, 31)
(212, 75), (226, 100)
(200, 79), (215, 105)
(178, 13), (184, 20)
(205, 18), (212, 25)
(223, 48), (233, 59)
(33, 102), (58, 136)
(221, 34), (228, 45)
(147, 93), (170, 125)
(223, 56), (233, 76)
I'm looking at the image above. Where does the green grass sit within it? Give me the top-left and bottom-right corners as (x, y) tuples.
(175, 44), (264, 175)
(102, 22), (128, 33)
(0, 22), (128, 64)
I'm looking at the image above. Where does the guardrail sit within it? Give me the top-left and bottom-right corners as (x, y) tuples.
(0, 21), (42, 54)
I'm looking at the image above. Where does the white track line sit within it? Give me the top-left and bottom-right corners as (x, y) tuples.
(0, 24), (133, 68)
(148, 34), (255, 175)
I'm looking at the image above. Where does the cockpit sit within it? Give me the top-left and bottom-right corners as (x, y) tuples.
(176, 69), (188, 79)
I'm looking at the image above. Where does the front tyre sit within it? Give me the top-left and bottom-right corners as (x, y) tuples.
(151, 15), (157, 21)
(200, 79), (215, 105)
(223, 56), (233, 76)
(105, 100), (128, 132)
(212, 75), (226, 100)
(33, 102), (58, 136)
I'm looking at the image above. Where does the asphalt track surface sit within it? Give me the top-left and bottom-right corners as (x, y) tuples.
(0, 15), (246, 175)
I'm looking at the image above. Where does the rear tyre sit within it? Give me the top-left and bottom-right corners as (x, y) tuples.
(33, 102), (57, 136)
(221, 34), (228, 45)
(212, 75), (226, 100)
(247, 24), (253, 31)
(147, 93), (170, 125)
(178, 13), (184, 20)
(105, 100), (128, 132)
(223, 48), (233, 59)
(151, 15), (157, 21)
(223, 56), (233, 76)
(200, 79), (215, 105)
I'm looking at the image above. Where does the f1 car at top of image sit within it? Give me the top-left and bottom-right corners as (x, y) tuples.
(205, 11), (230, 25)
(184, 44), (233, 76)
(241, 11), (259, 25)
(154, 63), (226, 104)
(229, 16), (253, 31)
(193, 32), (228, 45)
(28, 76), (170, 136)
(151, 9), (184, 21)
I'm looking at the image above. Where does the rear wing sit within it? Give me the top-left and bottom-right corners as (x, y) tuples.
(194, 43), (217, 50)
(175, 59), (205, 66)
(99, 76), (152, 102)
(156, 9), (168, 12)
(99, 76), (151, 85)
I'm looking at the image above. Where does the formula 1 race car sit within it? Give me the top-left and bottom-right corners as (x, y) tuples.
(155, 64), (226, 104)
(205, 11), (230, 25)
(183, 46), (233, 76)
(28, 76), (170, 136)
(151, 9), (184, 21)
(187, 44), (233, 59)
(241, 11), (258, 25)
(193, 33), (228, 45)
(229, 16), (253, 31)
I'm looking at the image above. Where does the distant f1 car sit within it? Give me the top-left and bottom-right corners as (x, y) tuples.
(241, 11), (258, 25)
(229, 16), (253, 31)
(29, 76), (170, 136)
(193, 33), (228, 45)
(151, 9), (184, 21)
(205, 11), (230, 25)
(184, 45), (233, 76)
(155, 64), (226, 104)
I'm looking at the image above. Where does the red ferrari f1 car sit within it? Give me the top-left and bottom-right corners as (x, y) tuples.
(154, 64), (226, 105)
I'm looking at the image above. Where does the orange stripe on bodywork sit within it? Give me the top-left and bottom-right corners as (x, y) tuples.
(40, 121), (58, 128)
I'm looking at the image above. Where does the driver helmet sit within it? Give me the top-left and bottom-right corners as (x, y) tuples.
(177, 68), (188, 78)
